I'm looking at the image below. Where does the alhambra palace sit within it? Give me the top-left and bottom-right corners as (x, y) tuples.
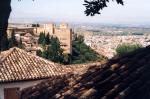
(7, 23), (73, 54)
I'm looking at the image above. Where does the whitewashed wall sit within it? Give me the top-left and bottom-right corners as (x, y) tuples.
(0, 80), (44, 99)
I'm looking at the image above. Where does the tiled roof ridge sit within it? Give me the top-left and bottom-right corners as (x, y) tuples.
(0, 47), (100, 73)
(1, 47), (97, 83)
(0, 47), (16, 63)
(1, 47), (56, 66)
(0, 47), (67, 83)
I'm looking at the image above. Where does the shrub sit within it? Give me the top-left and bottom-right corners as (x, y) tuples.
(116, 43), (142, 56)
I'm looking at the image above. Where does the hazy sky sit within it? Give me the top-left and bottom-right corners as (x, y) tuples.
(9, 0), (150, 24)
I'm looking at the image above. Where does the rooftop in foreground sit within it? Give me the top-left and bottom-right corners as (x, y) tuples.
(0, 47), (65, 83)
(0, 47), (98, 83)
(21, 46), (150, 99)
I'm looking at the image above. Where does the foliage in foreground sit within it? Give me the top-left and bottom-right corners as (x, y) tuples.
(84, 0), (124, 16)
(116, 43), (142, 56)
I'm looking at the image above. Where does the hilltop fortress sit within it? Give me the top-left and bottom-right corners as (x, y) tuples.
(7, 23), (73, 54)
(35, 23), (72, 54)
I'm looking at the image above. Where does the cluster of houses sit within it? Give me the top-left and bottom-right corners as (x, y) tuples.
(7, 23), (73, 55)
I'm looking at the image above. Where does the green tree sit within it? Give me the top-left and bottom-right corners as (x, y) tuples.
(36, 50), (42, 57)
(38, 32), (42, 44)
(42, 39), (47, 47)
(32, 23), (40, 27)
(74, 34), (84, 43)
(18, 38), (23, 49)
(8, 30), (18, 48)
(45, 33), (50, 45)
(42, 50), (48, 59)
(0, 33), (9, 51)
(116, 43), (142, 56)
(62, 54), (72, 64)
(0, 0), (11, 52)
(72, 35), (103, 64)
(84, 0), (124, 16)
(38, 32), (45, 44)
(48, 37), (63, 62)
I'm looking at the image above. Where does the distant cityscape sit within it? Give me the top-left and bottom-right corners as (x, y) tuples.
(6, 23), (150, 59)
(84, 35), (150, 58)
(77, 24), (150, 58)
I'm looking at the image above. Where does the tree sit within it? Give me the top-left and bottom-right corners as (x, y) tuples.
(18, 38), (23, 49)
(36, 50), (42, 56)
(72, 34), (104, 64)
(42, 50), (48, 59)
(45, 33), (50, 45)
(32, 23), (40, 27)
(48, 37), (63, 62)
(62, 54), (72, 64)
(116, 43), (142, 56)
(0, 33), (9, 51)
(38, 32), (45, 44)
(74, 34), (84, 43)
(84, 0), (124, 16)
(0, 0), (11, 51)
(42, 38), (47, 47)
(38, 32), (42, 44)
(8, 30), (18, 48)
(39, 37), (64, 63)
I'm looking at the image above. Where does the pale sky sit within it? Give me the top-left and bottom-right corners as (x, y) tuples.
(9, 0), (150, 24)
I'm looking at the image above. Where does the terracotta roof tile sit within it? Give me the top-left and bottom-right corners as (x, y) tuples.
(0, 47), (97, 83)
(0, 47), (72, 83)
(20, 46), (150, 99)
